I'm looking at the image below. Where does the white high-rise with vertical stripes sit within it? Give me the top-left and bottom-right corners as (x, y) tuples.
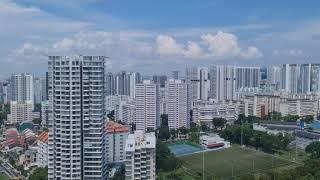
(48, 55), (105, 180)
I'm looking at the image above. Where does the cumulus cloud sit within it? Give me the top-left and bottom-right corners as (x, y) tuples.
(184, 41), (203, 58)
(155, 31), (262, 59)
(156, 35), (184, 56)
(201, 31), (263, 59)
(156, 35), (204, 58)
(241, 46), (263, 59)
(201, 31), (241, 58)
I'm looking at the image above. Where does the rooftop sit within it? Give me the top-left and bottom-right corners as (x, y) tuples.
(105, 121), (129, 133)
(38, 131), (48, 143)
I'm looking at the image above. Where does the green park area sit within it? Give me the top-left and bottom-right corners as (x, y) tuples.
(0, 174), (8, 180)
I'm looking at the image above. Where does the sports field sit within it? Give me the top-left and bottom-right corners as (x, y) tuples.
(179, 145), (296, 179)
(0, 174), (8, 180)
(168, 143), (204, 156)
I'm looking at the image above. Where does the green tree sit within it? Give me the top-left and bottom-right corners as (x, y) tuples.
(178, 127), (188, 135)
(189, 132), (199, 143)
(29, 167), (48, 180)
(212, 117), (226, 130)
(160, 114), (168, 127)
(303, 115), (314, 123)
(157, 126), (170, 141)
(107, 110), (115, 121)
(200, 122), (209, 132)
(156, 141), (181, 172)
(190, 122), (199, 132)
(306, 142), (320, 159)
(112, 165), (125, 180)
(170, 129), (177, 140)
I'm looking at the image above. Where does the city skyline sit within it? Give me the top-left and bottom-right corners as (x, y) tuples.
(2, 0), (320, 76)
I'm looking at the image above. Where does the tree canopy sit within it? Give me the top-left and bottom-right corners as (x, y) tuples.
(212, 117), (226, 130)
(306, 142), (320, 159)
(156, 141), (181, 172)
(29, 167), (48, 180)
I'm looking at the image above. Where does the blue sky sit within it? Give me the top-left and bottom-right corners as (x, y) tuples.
(1, 0), (320, 76)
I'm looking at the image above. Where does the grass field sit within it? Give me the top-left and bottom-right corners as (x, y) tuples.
(179, 145), (297, 179)
(0, 174), (8, 180)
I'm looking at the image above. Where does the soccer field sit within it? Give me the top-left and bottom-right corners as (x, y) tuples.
(179, 145), (296, 179)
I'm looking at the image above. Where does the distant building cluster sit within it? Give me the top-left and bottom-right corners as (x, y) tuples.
(2, 55), (320, 180)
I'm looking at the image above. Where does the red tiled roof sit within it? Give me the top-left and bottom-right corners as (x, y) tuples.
(105, 121), (129, 133)
(5, 128), (18, 135)
(38, 131), (48, 143)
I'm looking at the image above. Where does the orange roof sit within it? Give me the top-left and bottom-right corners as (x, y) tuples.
(105, 121), (129, 133)
(38, 131), (48, 143)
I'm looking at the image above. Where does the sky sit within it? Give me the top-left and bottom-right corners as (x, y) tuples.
(1, 0), (320, 76)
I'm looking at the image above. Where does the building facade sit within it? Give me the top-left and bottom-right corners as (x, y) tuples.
(37, 131), (48, 168)
(125, 131), (156, 180)
(7, 100), (33, 123)
(104, 121), (129, 165)
(134, 80), (160, 131)
(192, 100), (239, 127)
(11, 73), (34, 109)
(48, 55), (105, 180)
(186, 67), (210, 102)
(281, 64), (320, 93)
(165, 79), (189, 129)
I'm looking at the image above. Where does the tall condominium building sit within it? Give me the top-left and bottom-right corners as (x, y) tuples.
(2, 82), (12, 104)
(186, 67), (210, 102)
(152, 75), (167, 88)
(105, 95), (131, 112)
(281, 64), (320, 93)
(106, 71), (141, 98)
(106, 72), (116, 96)
(165, 79), (189, 129)
(171, 70), (180, 80)
(41, 101), (49, 126)
(209, 65), (236, 101)
(235, 67), (260, 89)
(48, 55), (105, 180)
(125, 131), (156, 180)
(115, 100), (135, 125)
(129, 72), (141, 98)
(34, 77), (43, 104)
(104, 121), (129, 165)
(7, 100), (33, 123)
(11, 73), (34, 109)
(266, 66), (281, 86)
(134, 80), (160, 131)
(210, 66), (261, 101)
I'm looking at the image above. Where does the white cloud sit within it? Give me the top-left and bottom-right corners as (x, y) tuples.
(156, 35), (184, 56)
(241, 46), (263, 59)
(155, 31), (262, 59)
(155, 35), (204, 59)
(272, 49), (303, 57)
(14, 43), (48, 56)
(201, 31), (262, 59)
(184, 41), (203, 58)
(289, 49), (303, 56)
(201, 31), (241, 58)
